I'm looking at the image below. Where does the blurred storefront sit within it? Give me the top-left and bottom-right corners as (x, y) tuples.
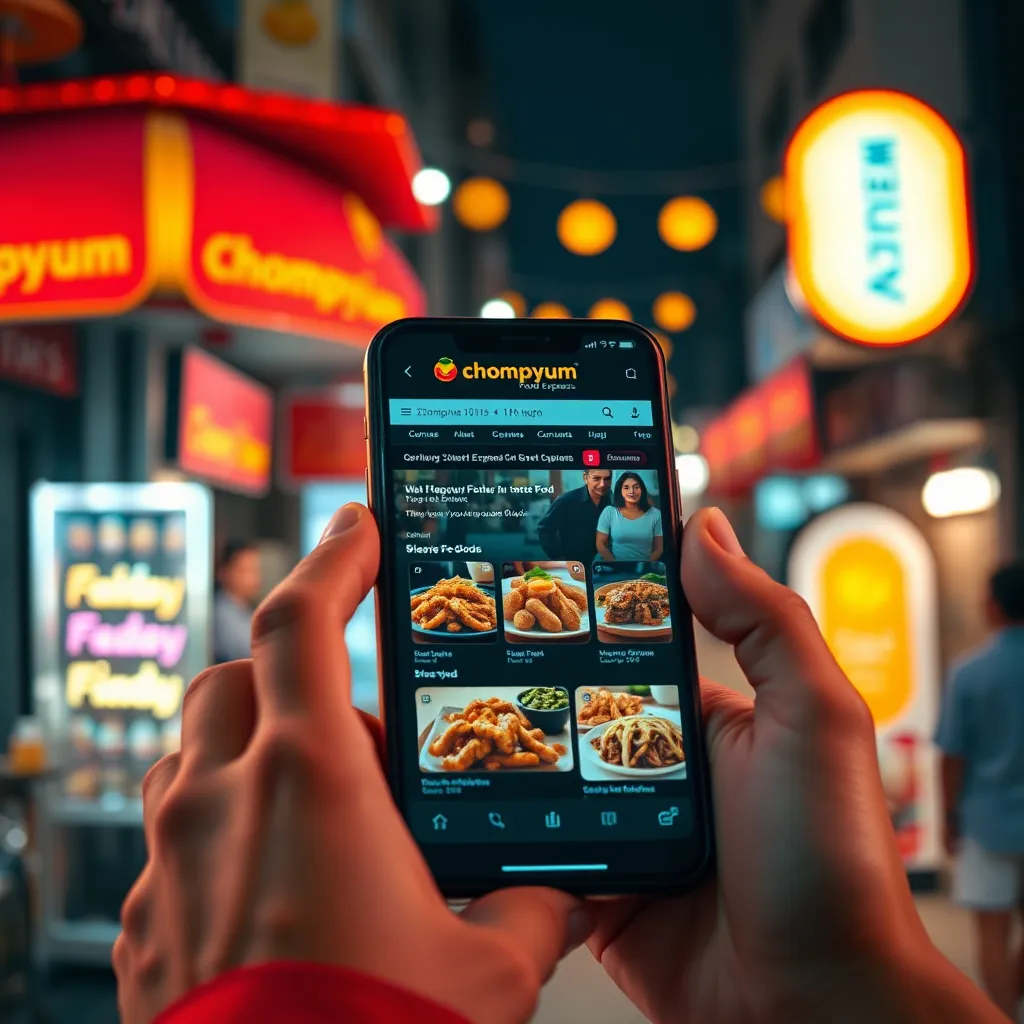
(0, 71), (431, 966)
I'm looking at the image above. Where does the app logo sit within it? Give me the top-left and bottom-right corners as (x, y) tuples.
(434, 357), (458, 382)
(583, 450), (601, 466)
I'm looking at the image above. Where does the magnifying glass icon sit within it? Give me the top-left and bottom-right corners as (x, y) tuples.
(602, 407), (614, 419)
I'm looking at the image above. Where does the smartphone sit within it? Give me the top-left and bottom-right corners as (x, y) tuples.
(364, 318), (713, 897)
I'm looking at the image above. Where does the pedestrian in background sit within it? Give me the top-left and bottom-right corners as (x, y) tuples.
(212, 540), (262, 664)
(936, 561), (1024, 1018)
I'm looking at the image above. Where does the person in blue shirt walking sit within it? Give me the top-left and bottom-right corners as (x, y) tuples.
(596, 472), (663, 562)
(935, 561), (1024, 1018)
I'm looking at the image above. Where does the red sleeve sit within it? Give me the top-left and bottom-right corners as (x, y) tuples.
(154, 962), (474, 1024)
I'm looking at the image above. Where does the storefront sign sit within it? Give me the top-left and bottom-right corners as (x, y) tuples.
(0, 82), (428, 339)
(31, 482), (212, 801)
(184, 121), (424, 342)
(0, 324), (77, 395)
(701, 356), (819, 495)
(786, 90), (973, 347)
(788, 503), (941, 870)
(280, 388), (365, 487)
(0, 112), (151, 322)
(239, 0), (337, 98)
(167, 347), (273, 495)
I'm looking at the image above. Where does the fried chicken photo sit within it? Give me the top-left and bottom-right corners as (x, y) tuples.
(577, 687), (645, 726)
(411, 576), (497, 633)
(424, 696), (569, 772)
(502, 569), (590, 637)
(598, 580), (671, 626)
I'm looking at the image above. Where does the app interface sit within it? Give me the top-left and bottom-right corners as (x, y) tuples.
(378, 334), (698, 867)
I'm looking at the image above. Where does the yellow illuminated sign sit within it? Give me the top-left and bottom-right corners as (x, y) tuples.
(785, 90), (973, 346)
(820, 537), (911, 726)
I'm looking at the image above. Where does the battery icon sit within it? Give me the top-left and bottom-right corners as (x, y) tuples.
(619, 340), (635, 349)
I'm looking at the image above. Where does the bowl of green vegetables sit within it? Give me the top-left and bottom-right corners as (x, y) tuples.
(515, 685), (571, 734)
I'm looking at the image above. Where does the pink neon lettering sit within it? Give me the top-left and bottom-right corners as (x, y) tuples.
(64, 611), (188, 668)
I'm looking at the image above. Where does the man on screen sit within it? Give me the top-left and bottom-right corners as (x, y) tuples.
(536, 468), (611, 561)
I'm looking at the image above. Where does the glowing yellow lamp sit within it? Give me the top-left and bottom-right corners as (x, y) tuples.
(653, 292), (696, 332)
(658, 196), (718, 251)
(557, 199), (617, 256)
(453, 177), (510, 232)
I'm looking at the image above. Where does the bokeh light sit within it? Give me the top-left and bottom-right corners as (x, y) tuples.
(557, 199), (617, 256)
(532, 302), (572, 319)
(672, 423), (700, 453)
(588, 298), (632, 320)
(481, 298), (516, 318)
(653, 292), (696, 332)
(676, 453), (710, 496)
(651, 330), (673, 360)
(658, 196), (718, 251)
(453, 177), (510, 231)
(498, 290), (527, 317)
(667, 374), (678, 398)
(760, 175), (786, 223)
(412, 167), (451, 206)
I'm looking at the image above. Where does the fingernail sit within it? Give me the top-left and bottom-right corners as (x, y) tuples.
(563, 905), (594, 956)
(706, 507), (744, 557)
(319, 503), (362, 544)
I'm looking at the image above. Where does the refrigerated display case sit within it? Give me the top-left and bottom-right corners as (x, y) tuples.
(30, 482), (212, 967)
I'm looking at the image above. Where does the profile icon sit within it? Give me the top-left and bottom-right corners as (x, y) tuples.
(434, 357), (457, 382)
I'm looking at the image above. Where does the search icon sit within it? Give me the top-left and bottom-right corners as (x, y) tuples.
(488, 812), (506, 829)
(625, 368), (637, 380)
(602, 407), (614, 419)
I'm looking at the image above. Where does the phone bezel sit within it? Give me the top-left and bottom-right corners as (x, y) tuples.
(363, 317), (715, 897)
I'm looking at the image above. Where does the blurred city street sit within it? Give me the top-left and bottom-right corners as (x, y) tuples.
(2, 0), (1024, 1020)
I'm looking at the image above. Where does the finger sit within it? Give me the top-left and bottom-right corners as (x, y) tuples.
(179, 660), (257, 771)
(250, 504), (379, 723)
(357, 709), (386, 768)
(461, 887), (591, 986)
(141, 753), (180, 852)
(682, 507), (855, 714)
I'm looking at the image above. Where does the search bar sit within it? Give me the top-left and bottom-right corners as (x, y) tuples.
(389, 399), (654, 427)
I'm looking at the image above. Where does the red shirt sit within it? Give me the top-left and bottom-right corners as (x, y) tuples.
(156, 962), (472, 1024)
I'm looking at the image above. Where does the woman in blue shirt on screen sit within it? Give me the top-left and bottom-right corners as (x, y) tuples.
(596, 472), (663, 562)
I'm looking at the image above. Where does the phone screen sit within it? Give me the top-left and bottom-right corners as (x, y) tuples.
(367, 321), (711, 894)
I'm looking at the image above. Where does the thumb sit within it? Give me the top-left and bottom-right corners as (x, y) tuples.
(682, 507), (859, 720)
(461, 887), (592, 985)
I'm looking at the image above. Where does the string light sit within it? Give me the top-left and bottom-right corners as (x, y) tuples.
(453, 177), (510, 231)
(658, 197), (718, 252)
(532, 302), (572, 319)
(653, 292), (696, 332)
(588, 298), (631, 320)
(557, 199), (617, 256)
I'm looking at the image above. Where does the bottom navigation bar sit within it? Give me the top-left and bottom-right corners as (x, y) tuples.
(410, 797), (694, 844)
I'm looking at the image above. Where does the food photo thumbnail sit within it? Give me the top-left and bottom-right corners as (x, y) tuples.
(416, 686), (573, 773)
(592, 561), (673, 644)
(409, 561), (497, 643)
(575, 685), (686, 781)
(500, 561), (590, 643)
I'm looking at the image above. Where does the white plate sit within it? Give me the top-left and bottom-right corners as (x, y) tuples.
(501, 573), (590, 641)
(584, 714), (687, 778)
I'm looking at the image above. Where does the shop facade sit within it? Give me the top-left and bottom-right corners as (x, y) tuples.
(0, 72), (430, 966)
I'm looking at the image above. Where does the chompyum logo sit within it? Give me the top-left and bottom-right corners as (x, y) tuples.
(461, 361), (577, 383)
(434, 357), (458, 382)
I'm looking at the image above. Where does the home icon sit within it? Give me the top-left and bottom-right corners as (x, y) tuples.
(432, 814), (448, 831)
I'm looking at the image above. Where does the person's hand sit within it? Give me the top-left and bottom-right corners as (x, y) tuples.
(587, 507), (978, 1023)
(115, 504), (590, 1024)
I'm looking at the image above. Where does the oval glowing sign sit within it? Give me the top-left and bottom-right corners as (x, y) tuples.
(785, 90), (973, 347)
